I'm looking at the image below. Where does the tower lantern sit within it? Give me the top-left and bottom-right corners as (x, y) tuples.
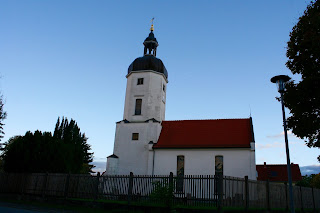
(143, 21), (158, 56)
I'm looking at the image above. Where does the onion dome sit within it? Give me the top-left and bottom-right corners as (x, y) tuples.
(128, 22), (168, 79)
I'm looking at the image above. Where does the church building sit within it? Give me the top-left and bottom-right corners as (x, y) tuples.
(106, 24), (257, 180)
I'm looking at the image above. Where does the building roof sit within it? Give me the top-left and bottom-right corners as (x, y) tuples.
(256, 163), (302, 182)
(128, 55), (168, 79)
(107, 154), (119, 158)
(153, 118), (254, 149)
(128, 31), (168, 79)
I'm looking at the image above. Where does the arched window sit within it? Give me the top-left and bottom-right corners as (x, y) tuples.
(215, 155), (223, 176)
(177, 155), (185, 176)
(176, 155), (185, 192)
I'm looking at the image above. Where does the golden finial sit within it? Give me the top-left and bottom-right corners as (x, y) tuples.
(150, 17), (154, 31)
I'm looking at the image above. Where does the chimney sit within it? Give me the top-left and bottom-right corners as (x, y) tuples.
(264, 162), (267, 168)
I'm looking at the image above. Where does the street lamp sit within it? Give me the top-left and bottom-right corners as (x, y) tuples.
(271, 75), (295, 213)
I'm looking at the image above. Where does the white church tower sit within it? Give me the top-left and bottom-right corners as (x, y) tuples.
(106, 23), (168, 175)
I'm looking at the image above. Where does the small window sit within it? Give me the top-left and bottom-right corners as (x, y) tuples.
(137, 78), (144, 85)
(163, 84), (165, 92)
(135, 99), (142, 115)
(271, 171), (278, 177)
(132, 133), (139, 140)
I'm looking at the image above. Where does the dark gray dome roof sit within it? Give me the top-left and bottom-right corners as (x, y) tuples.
(128, 55), (168, 79)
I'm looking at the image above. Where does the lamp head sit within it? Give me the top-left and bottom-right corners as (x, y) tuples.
(271, 75), (291, 93)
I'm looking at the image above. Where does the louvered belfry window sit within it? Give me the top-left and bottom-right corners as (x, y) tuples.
(135, 99), (142, 115)
(137, 78), (144, 85)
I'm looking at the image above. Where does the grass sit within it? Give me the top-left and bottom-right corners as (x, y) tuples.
(0, 197), (142, 213)
(68, 198), (320, 213)
(1, 196), (319, 213)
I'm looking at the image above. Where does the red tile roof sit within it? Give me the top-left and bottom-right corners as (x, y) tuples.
(153, 118), (254, 149)
(256, 163), (302, 182)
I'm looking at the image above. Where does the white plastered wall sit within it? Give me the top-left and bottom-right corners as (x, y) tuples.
(106, 157), (119, 175)
(123, 71), (167, 122)
(153, 148), (257, 180)
(112, 121), (162, 175)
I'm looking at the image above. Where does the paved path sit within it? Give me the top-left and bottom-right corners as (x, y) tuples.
(0, 202), (73, 212)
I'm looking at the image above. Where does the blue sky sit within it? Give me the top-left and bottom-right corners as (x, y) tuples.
(1, 0), (319, 175)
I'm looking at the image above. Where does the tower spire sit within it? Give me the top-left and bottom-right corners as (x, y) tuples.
(150, 17), (154, 32)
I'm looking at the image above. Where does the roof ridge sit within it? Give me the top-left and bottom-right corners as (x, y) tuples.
(163, 118), (250, 122)
(257, 164), (299, 166)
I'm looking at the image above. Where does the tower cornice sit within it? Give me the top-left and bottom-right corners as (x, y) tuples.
(126, 70), (168, 83)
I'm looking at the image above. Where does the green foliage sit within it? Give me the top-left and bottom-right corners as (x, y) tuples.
(286, 0), (320, 77)
(53, 117), (94, 173)
(283, 0), (320, 162)
(296, 174), (314, 187)
(149, 179), (174, 205)
(310, 173), (320, 188)
(296, 173), (320, 189)
(1, 117), (94, 174)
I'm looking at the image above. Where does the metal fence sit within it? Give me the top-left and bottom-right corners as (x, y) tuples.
(0, 172), (319, 210)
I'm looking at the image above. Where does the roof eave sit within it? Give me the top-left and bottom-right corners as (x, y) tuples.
(153, 146), (251, 149)
(126, 70), (168, 83)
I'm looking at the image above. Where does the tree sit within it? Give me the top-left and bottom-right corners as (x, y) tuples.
(53, 117), (94, 174)
(0, 95), (7, 171)
(0, 95), (7, 142)
(310, 173), (320, 188)
(296, 173), (320, 188)
(2, 132), (55, 173)
(296, 174), (315, 187)
(283, 0), (320, 162)
(1, 117), (94, 174)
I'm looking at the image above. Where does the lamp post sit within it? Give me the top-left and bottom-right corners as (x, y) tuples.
(271, 75), (295, 213)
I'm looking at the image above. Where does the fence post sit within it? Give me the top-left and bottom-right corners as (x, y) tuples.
(284, 182), (289, 211)
(64, 173), (70, 199)
(169, 172), (173, 188)
(245, 176), (249, 211)
(266, 179), (270, 211)
(299, 185), (303, 212)
(20, 173), (26, 197)
(42, 173), (49, 198)
(94, 172), (101, 200)
(4, 173), (9, 193)
(217, 173), (223, 213)
(127, 172), (133, 205)
(311, 187), (315, 212)
(168, 172), (173, 207)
